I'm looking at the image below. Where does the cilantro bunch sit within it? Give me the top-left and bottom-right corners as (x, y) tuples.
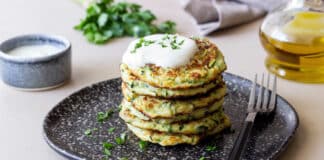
(75, 0), (176, 44)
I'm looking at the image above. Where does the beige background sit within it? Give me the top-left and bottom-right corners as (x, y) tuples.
(0, 0), (323, 159)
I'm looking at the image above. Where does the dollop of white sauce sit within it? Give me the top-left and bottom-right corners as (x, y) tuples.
(122, 34), (198, 68)
(7, 44), (60, 58)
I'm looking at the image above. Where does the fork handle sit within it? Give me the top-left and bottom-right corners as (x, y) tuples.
(228, 113), (256, 160)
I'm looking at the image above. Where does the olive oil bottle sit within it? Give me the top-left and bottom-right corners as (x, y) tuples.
(260, 0), (324, 83)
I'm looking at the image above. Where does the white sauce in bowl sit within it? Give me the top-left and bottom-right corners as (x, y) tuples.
(7, 44), (60, 58)
(122, 34), (198, 68)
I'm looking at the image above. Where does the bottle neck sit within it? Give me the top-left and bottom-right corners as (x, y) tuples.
(289, 0), (324, 11)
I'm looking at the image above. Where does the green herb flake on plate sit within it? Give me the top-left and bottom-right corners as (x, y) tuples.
(138, 140), (148, 151)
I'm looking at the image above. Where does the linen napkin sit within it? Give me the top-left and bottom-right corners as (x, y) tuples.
(181, 0), (288, 35)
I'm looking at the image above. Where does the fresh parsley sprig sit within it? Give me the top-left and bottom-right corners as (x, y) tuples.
(75, 0), (176, 44)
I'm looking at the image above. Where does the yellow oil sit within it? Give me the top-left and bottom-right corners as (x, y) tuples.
(260, 11), (324, 83)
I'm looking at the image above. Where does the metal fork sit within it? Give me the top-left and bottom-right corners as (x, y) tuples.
(228, 73), (277, 160)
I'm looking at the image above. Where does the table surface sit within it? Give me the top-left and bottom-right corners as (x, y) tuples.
(0, 0), (323, 159)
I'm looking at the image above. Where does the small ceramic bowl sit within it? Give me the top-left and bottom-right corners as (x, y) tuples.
(0, 34), (71, 91)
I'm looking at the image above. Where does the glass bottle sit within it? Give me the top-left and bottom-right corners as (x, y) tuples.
(260, 0), (324, 83)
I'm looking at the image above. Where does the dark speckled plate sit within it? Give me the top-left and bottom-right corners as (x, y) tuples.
(43, 72), (299, 160)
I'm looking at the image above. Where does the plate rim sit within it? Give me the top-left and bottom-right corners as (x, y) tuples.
(42, 77), (120, 160)
(42, 72), (299, 160)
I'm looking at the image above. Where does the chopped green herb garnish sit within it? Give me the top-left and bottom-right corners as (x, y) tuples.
(97, 109), (114, 123)
(118, 105), (122, 112)
(130, 34), (186, 53)
(143, 40), (155, 46)
(84, 128), (98, 136)
(103, 142), (114, 150)
(138, 140), (148, 150)
(103, 148), (111, 157)
(158, 42), (167, 48)
(199, 157), (206, 160)
(131, 38), (156, 53)
(102, 142), (114, 157)
(131, 38), (144, 53)
(84, 129), (92, 136)
(115, 132), (127, 145)
(206, 145), (217, 152)
(171, 43), (180, 49)
(119, 157), (128, 160)
(178, 39), (185, 45)
(162, 34), (170, 40)
(108, 127), (115, 133)
(75, 0), (176, 44)
(169, 35), (185, 50)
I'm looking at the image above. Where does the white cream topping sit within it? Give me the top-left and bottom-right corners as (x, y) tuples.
(7, 44), (60, 58)
(122, 34), (198, 68)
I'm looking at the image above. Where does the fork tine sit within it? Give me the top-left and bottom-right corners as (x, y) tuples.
(262, 73), (270, 112)
(255, 73), (264, 111)
(268, 75), (277, 111)
(247, 74), (257, 112)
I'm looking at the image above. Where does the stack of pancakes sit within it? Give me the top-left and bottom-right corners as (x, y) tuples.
(119, 38), (231, 146)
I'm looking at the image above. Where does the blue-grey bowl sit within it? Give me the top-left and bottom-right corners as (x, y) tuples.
(0, 34), (71, 91)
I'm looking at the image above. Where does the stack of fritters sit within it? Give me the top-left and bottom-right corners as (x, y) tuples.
(119, 38), (231, 146)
